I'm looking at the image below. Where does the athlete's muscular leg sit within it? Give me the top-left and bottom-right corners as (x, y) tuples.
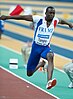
(34, 60), (45, 72)
(27, 60), (45, 76)
(46, 52), (54, 81)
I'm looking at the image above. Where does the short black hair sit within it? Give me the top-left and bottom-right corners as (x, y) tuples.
(46, 6), (55, 12)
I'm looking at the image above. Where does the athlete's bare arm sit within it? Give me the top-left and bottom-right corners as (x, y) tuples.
(0, 15), (33, 22)
(58, 19), (73, 28)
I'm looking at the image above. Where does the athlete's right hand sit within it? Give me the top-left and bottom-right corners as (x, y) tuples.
(0, 15), (7, 20)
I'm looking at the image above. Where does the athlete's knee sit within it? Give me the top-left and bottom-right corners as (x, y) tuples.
(27, 71), (33, 77)
(47, 52), (54, 60)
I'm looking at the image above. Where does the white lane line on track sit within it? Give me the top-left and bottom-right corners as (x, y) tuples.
(0, 66), (59, 99)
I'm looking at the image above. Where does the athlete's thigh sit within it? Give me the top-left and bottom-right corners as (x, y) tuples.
(27, 46), (40, 72)
(41, 46), (53, 59)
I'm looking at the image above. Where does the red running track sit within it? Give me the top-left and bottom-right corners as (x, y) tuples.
(0, 68), (57, 99)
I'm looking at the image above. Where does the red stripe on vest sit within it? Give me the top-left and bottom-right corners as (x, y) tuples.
(54, 20), (57, 28)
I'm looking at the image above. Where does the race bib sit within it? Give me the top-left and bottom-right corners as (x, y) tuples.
(35, 34), (50, 46)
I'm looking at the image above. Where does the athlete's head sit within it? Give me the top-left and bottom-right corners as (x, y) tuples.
(45, 6), (55, 21)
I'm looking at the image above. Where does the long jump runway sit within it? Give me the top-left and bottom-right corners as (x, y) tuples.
(0, 67), (57, 99)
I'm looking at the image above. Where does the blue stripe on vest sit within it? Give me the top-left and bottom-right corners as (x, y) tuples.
(34, 19), (42, 40)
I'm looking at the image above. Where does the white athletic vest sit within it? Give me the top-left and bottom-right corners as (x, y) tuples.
(33, 15), (59, 46)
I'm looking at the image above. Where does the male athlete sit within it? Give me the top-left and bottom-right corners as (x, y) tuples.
(0, 6), (73, 89)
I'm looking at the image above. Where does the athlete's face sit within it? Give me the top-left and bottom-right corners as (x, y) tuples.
(45, 8), (55, 21)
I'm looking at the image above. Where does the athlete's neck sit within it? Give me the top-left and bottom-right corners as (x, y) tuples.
(46, 21), (52, 27)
